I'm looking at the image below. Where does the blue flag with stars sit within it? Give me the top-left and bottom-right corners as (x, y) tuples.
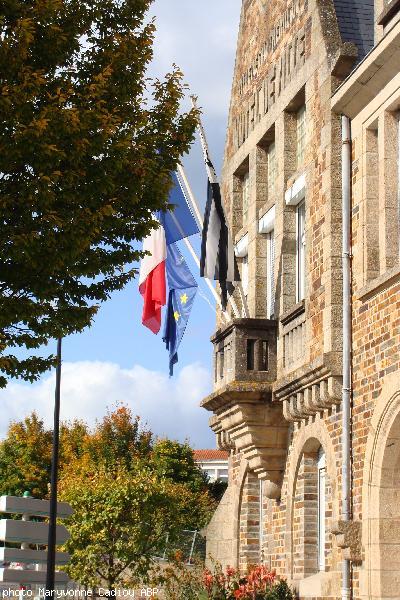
(159, 172), (199, 245)
(163, 242), (198, 376)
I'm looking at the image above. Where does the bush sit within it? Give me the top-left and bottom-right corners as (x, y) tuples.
(157, 558), (295, 600)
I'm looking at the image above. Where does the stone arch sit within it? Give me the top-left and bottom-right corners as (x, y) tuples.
(284, 417), (339, 580)
(232, 456), (250, 569)
(361, 372), (400, 600)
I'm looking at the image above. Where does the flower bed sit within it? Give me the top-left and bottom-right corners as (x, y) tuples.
(157, 556), (295, 600)
(202, 563), (294, 600)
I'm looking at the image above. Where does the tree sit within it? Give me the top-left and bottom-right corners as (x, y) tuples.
(0, 0), (197, 387)
(151, 439), (208, 494)
(61, 467), (211, 590)
(0, 412), (52, 497)
(0, 406), (152, 496)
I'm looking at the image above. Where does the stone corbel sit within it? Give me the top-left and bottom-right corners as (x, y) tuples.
(283, 376), (342, 421)
(330, 42), (359, 78)
(320, 377), (341, 408)
(331, 520), (362, 565)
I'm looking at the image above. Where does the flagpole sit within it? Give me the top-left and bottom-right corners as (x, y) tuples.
(46, 336), (62, 594)
(190, 96), (249, 319)
(177, 165), (204, 229)
(169, 183), (230, 324)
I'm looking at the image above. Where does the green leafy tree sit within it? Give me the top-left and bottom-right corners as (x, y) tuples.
(0, 0), (197, 387)
(60, 464), (213, 588)
(151, 439), (208, 494)
(85, 405), (153, 472)
(0, 412), (52, 497)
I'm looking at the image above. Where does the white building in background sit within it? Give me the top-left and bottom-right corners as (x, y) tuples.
(193, 450), (229, 482)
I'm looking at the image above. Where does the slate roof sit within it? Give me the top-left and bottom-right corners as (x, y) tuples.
(333, 0), (375, 63)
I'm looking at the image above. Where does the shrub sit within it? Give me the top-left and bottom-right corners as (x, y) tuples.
(158, 558), (295, 600)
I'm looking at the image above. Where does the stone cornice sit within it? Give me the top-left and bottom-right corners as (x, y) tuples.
(356, 265), (400, 302)
(201, 381), (273, 413)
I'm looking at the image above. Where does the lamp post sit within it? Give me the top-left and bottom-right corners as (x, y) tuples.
(45, 337), (62, 594)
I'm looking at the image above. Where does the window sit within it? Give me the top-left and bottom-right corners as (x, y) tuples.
(267, 142), (276, 196)
(296, 105), (306, 167)
(205, 469), (217, 481)
(219, 347), (225, 379)
(242, 254), (249, 298)
(267, 230), (275, 318)
(259, 206), (276, 318)
(247, 339), (256, 370)
(242, 172), (250, 224)
(318, 448), (326, 572)
(217, 469), (228, 481)
(296, 200), (306, 302)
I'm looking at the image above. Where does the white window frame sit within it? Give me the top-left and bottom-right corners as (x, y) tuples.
(318, 447), (326, 572)
(259, 206), (276, 319)
(296, 199), (306, 302)
(235, 234), (249, 300)
(296, 105), (306, 167)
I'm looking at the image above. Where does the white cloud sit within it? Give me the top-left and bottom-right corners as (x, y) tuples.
(0, 362), (215, 448)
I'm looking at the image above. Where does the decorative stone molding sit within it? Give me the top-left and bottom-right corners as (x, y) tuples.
(275, 353), (342, 422)
(331, 520), (362, 565)
(204, 385), (289, 500)
(203, 319), (289, 500)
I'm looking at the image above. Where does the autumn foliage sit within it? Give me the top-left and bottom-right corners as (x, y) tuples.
(0, 0), (197, 387)
(0, 406), (216, 588)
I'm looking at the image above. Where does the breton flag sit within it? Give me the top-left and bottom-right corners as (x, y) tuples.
(163, 243), (198, 376)
(139, 173), (199, 335)
(200, 179), (239, 309)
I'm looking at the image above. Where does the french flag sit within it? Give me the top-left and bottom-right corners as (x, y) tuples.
(138, 219), (167, 334)
(138, 173), (199, 334)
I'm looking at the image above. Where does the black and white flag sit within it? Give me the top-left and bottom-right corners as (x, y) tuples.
(200, 179), (239, 309)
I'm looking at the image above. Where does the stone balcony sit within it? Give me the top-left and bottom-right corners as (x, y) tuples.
(201, 319), (290, 499)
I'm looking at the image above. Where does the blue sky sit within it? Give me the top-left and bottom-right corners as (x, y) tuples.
(0, 0), (242, 448)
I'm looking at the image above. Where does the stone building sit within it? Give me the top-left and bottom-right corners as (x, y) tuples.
(202, 0), (400, 599)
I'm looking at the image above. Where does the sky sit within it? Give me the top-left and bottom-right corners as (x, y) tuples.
(0, 0), (242, 448)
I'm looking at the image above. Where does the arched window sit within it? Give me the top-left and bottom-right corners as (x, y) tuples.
(292, 443), (332, 580)
(317, 447), (326, 572)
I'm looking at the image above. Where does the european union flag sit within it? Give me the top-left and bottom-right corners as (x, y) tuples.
(159, 173), (199, 245)
(163, 243), (198, 376)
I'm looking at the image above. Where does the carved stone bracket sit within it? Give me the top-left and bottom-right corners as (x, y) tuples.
(275, 353), (343, 423)
(331, 520), (363, 565)
(203, 382), (289, 500)
(282, 375), (342, 422)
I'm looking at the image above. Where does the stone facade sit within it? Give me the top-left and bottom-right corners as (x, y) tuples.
(202, 1), (400, 598)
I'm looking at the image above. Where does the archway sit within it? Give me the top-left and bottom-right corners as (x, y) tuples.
(362, 379), (400, 599)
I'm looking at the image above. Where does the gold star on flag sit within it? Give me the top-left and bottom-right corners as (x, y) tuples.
(174, 311), (180, 322)
(180, 293), (188, 305)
